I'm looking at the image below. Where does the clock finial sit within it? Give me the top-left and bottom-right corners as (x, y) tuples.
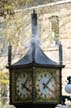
(31, 9), (38, 62)
(59, 41), (63, 65)
(8, 43), (12, 66)
(32, 9), (37, 24)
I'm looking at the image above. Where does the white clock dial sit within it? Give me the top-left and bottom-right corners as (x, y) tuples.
(36, 72), (55, 99)
(16, 73), (32, 99)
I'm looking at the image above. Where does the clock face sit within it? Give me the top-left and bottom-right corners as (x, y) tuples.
(35, 68), (60, 102)
(36, 73), (55, 98)
(16, 72), (32, 99)
(11, 69), (32, 102)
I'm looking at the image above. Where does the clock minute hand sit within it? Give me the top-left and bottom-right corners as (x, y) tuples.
(24, 77), (29, 85)
(45, 85), (54, 93)
(46, 77), (52, 85)
(24, 86), (31, 92)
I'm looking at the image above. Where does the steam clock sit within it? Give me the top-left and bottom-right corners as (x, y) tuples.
(7, 10), (65, 108)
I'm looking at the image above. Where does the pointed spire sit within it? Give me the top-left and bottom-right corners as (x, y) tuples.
(31, 9), (37, 62)
(31, 9), (37, 25)
(59, 42), (63, 65)
(31, 9), (37, 38)
(8, 43), (12, 66)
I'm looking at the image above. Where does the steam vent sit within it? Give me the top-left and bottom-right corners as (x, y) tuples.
(7, 10), (65, 108)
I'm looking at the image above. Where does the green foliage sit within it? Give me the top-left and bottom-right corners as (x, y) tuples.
(0, 0), (17, 9)
(0, 72), (9, 100)
(0, 72), (8, 100)
(4, 12), (23, 46)
(4, 10), (30, 49)
(0, 0), (33, 16)
(0, 71), (9, 85)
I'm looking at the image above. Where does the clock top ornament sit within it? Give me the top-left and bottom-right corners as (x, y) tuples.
(7, 10), (65, 108)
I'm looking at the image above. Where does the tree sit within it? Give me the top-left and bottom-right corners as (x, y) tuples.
(0, 0), (32, 17)
(0, 71), (9, 99)
(0, 0), (17, 16)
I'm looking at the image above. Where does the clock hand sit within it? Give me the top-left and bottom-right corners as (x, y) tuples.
(24, 77), (29, 85)
(21, 83), (31, 92)
(46, 77), (52, 85)
(21, 83), (25, 89)
(24, 86), (31, 92)
(42, 82), (45, 89)
(21, 76), (29, 88)
(43, 82), (54, 92)
(43, 77), (52, 89)
(45, 85), (54, 93)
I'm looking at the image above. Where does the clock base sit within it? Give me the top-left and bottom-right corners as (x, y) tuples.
(14, 103), (57, 108)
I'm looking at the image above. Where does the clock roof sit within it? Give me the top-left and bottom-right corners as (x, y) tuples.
(13, 44), (57, 65)
(7, 10), (64, 69)
(9, 40), (64, 69)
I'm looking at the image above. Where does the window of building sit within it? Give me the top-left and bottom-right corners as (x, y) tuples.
(49, 16), (59, 39)
(49, 16), (60, 45)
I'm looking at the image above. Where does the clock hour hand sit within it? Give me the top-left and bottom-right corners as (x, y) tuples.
(43, 83), (47, 89)
(46, 77), (52, 85)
